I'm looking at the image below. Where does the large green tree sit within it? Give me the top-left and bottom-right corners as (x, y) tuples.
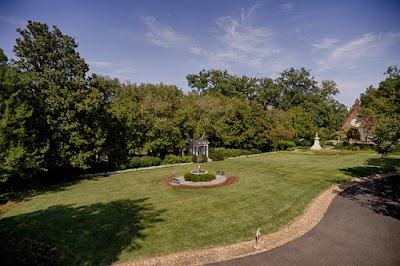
(1, 21), (108, 182)
(0, 49), (43, 182)
(273, 68), (346, 132)
(111, 82), (184, 158)
(186, 69), (257, 99)
(360, 66), (400, 155)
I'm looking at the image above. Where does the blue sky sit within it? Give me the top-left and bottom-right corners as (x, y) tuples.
(1, 0), (399, 108)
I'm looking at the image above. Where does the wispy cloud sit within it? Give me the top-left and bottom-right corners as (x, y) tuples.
(208, 4), (279, 70)
(279, 3), (295, 12)
(140, 4), (280, 73)
(141, 16), (191, 48)
(88, 61), (118, 67)
(315, 32), (400, 70)
(311, 37), (338, 49)
(0, 15), (25, 27)
(87, 61), (136, 80)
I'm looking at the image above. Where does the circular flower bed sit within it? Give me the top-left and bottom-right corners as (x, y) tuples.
(160, 176), (239, 189)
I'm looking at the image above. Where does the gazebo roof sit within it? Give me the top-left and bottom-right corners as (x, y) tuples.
(185, 138), (210, 145)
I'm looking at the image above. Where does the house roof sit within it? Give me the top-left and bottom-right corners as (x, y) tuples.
(341, 99), (361, 129)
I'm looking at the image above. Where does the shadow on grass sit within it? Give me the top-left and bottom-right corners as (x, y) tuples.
(0, 198), (165, 265)
(339, 175), (400, 220)
(340, 157), (400, 178)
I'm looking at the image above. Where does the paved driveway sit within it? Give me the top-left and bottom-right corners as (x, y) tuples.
(211, 175), (400, 266)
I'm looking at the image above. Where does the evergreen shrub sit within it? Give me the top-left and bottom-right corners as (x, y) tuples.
(209, 149), (224, 161)
(140, 156), (162, 167)
(162, 155), (192, 164)
(250, 148), (262, 154)
(209, 148), (252, 158)
(128, 157), (141, 168)
(184, 172), (216, 182)
(181, 156), (193, 163)
(162, 154), (181, 165)
(197, 155), (207, 163)
(273, 140), (296, 151)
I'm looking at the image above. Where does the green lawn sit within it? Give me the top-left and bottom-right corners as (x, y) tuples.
(1, 152), (399, 265)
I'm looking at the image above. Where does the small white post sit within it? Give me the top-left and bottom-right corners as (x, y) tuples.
(254, 228), (261, 249)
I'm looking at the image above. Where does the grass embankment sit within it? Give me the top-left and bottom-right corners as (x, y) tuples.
(0, 152), (398, 265)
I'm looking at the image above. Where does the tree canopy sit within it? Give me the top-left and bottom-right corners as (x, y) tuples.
(360, 66), (400, 155)
(0, 21), (109, 183)
(187, 67), (347, 134)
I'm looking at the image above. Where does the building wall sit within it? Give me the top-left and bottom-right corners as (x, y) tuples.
(341, 99), (372, 142)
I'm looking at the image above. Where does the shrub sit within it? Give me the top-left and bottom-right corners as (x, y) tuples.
(162, 154), (182, 165)
(209, 147), (252, 158)
(335, 141), (350, 150)
(324, 141), (335, 147)
(184, 172), (216, 182)
(352, 146), (360, 151)
(140, 156), (161, 167)
(335, 142), (374, 152)
(209, 149), (224, 161)
(250, 148), (261, 154)
(162, 154), (193, 165)
(128, 157), (141, 168)
(297, 139), (313, 147)
(273, 140), (296, 151)
(225, 149), (252, 157)
(191, 154), (208, 163)
(197, 154), (207, 163)
(181, 156), (192, 163)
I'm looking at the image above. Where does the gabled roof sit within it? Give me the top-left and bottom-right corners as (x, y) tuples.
(341, 99), (361, 129)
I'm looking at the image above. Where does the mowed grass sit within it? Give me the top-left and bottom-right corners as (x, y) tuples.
(0, 152), (399, 265)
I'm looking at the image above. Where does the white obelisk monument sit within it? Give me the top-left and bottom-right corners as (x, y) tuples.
(311, 133), (322, 151)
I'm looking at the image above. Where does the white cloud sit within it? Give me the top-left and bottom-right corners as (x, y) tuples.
(209, 4), (279, 70)
(87, 61), (136, 80)
(315, 32), (400, 70)
(141, 16), (191, 48)
(312, 37), (338, 49)
(279, 3), (295, 12)
(0, 15), (25, 26)
(87, 61), (116, 67)
(139, 5), (280, 74)
(216, 16), (277, 56)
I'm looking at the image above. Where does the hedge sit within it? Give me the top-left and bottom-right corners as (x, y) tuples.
(184, 172), (216, 182)
(162, 155), (192, 165)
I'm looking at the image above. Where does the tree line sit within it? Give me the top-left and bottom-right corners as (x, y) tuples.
(2, 21), (396, 185)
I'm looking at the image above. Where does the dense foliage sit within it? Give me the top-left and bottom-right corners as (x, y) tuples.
(0, 21), (367, 185)
(360, 66), (400, 155)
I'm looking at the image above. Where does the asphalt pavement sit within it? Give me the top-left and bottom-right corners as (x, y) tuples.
(211, 175), (400, 266)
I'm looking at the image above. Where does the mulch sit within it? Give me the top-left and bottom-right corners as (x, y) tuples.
(160, 176), (239, 189)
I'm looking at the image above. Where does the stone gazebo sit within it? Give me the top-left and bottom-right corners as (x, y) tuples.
(185, 138), (210, 158)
